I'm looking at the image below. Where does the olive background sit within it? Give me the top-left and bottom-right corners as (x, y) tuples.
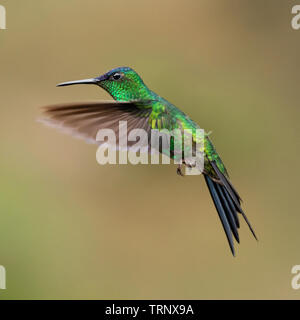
(0, 0), (299, 299)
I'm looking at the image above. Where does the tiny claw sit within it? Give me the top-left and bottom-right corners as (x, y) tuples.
(183, 159), (196, 168)
(177, 165), (184, 177)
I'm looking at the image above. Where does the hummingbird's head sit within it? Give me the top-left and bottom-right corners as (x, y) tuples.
(57, 67), (151, 101)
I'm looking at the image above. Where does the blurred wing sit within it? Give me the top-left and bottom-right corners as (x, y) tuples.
(39, 101), (153, 148)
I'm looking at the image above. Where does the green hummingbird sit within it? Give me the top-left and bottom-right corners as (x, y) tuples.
(41, 66), (257, 256)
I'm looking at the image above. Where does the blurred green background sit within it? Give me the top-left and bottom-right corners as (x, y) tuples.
(0, 0), (299, 299)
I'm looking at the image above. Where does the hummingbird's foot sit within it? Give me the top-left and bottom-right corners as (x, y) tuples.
(177, 165), (184, 177)
(183, 159), (196, 168)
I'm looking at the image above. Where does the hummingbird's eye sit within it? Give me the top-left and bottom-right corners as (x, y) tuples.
(111, 73), (122, 81)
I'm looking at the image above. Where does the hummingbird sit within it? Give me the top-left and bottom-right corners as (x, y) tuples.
(41, 66), (257, 256)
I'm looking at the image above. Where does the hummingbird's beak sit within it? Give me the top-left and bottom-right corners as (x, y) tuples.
(56, 74), (108, 87)
(56, 78), (98, 87)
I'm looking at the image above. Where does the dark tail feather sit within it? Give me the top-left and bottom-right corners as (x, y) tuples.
(211, 161), (241, 207)
(210, 161), (257, 241)
(204, 175), (239, 256)
(215, 183), (240, 243)
(239, 209), (258, 241)
(222, 187), (240, 228)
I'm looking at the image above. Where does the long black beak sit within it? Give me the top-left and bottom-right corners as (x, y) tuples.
(56, 78), (98, 87)
(56, 74), (108, 87)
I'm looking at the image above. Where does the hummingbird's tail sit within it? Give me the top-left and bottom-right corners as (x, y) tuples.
(204, 161), (257, 256)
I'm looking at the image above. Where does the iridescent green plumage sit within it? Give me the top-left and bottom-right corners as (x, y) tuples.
(97, 68), (227, 176)
(42, 66), (257, 256)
